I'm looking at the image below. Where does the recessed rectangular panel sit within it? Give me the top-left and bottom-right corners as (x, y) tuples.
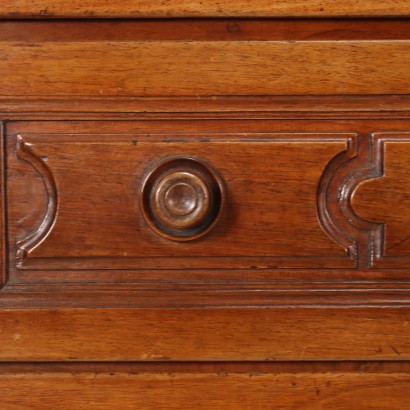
(7, 132), (354, 272)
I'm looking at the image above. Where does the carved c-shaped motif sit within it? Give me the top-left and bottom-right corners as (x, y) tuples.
(317, 134), (384, 269)
(15, 136), (58, 267)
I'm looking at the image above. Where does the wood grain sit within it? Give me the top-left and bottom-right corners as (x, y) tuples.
(3, 96), (410, 119)
(1, 0), (410, 18)
(2, 360), (410, 374)
(0, 308), (410, 361)
(0, 122), (5, 289)
(2, 41), (410, 96)
(2, 19), (410, 42)
(8, 132), (353, 271)
(7, 118), (410, 294)
(1, 8), (410, 408)
(2, 371), (410, 409)
(352, 133), (410, 269)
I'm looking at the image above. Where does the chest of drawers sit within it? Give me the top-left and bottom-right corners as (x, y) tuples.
(1, 2), (410, 409)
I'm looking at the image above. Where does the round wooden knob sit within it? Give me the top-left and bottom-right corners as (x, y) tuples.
(141, 157), (225, 241)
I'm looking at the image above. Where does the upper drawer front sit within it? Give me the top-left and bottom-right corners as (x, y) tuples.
(1, 20), (410, 97)
(2, 41), (409, 96)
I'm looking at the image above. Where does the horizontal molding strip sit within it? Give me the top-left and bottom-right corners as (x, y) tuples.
(1, 19), (410, 42)
(1, 0), (410, 18)
(2, 96), (410, 115)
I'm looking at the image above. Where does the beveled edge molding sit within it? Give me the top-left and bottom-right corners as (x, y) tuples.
(3, 280), (410, 307)
(15, 136), (58, 268)
(2, 95), (410, 117)
(318, 134), (383, 268)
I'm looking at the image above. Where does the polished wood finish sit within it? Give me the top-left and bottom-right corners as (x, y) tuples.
(2, 371), (410, 409)
(353, 133), (410, 269)
(7, 129), (353, 272)
(1, 308), (410, 361)
(142, 156), (225, 241)
(4, 95), (410, 119)
(1, 40), (410, 96)
(0, 122), (5, 289)
(3, 19), (410, 42)
(1, 14), (410, 410)
(4, 118), (410, 311)
(1, 0), (410, 18)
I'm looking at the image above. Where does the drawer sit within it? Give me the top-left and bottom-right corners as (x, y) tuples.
(7, 121), (357, 281)
(5, 118), (410, 289)
(2, 40), (409, 96)
(1, 20), (410, 98)
(1, 365), (410, 410)
(3, 121), (410, 363)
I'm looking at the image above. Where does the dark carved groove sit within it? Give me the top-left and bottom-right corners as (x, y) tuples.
(15, 136), (58, 267)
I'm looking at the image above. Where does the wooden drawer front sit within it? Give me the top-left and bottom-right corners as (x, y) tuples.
(8, 131), (353, 273)
(1, 38), (410, 97)
(2, 369), (410, 410)
(1, 308), (410, 361)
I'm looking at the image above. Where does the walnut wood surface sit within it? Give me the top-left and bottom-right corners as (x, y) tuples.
(1, 15), (410, 408)
(4, 95), (410, 119)
(1, 308), (410, 361)
(141, 157), (225, 241)
(1, 41), (410, 96)
(0, 122), (5, 288)
(2, 19), (410, 42)
(352, 134), (410, 269)
(1, 371), (410, 409)
(0, 0), (410, 18)
(7, 131), (352, 271)
(6, 118), (410, 294)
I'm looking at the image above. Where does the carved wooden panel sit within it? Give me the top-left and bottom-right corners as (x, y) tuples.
(7, 132), (356, 274)
(353, 133), (410, 268)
